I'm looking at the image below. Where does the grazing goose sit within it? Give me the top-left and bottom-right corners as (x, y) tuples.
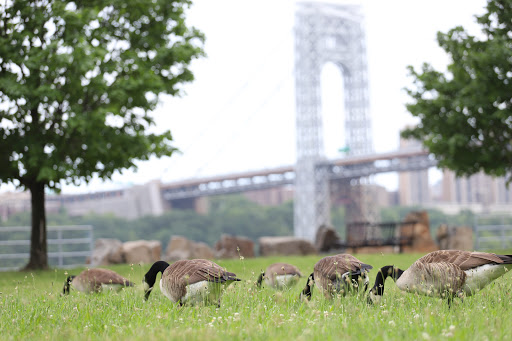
(257, 262), (302, 289)
(300, 254), (373, 300)
(143, 259), (241, 306)
(368, 250), (512, 305)
(63, 268), (134, 294)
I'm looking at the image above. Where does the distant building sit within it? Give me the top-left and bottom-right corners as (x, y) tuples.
(243, 186), (294, 206)
(398, 132), (430, 206)
(397, 126), (512, 214)
(435, 169), (512, 214)
(0, 181), (296, 220)
(45, 180), (164, 219)
(0, 180), (167, 221)
(0, 191), (31, 221)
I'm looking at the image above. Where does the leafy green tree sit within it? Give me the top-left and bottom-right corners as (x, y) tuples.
(0, 0), (204, 269)
(402, 0), (512, 182)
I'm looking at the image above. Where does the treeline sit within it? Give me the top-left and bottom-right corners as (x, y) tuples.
(1, 194), (498, 249)
(2, 195), (293, 249)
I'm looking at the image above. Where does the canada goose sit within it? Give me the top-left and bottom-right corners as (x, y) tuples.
(63, 268), (134, 294)
(368, 250), (512, 305)
(257, 262), (302, 289)
(300, 254), (373, 300)
(143, 259), (241, 306)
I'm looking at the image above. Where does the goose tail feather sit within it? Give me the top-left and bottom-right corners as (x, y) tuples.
(497, 254), (512, 264)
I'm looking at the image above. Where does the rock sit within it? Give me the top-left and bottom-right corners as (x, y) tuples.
(165, 236), (214, 261)
(259, 236), (317, 256)
(165, 236), (194, 260)
(400, 211), (439, 253)
(451, 226), (474, 250)
(193, 241), (216, 259)
(121, 240), (161, 265)
(436, 224), (450, 250)
(345, 246), (396, 254)
(436, 224), (473, 251)
(315, 224), (342, 252)
(89, 238), (123, 266)
(214, 235), (255, 259)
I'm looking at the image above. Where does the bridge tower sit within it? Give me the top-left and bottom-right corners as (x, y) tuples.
(294, 2), (373, 241)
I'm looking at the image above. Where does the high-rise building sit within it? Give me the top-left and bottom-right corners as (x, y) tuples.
(442, 170), (512, 205)
(398, 132), (430, 205)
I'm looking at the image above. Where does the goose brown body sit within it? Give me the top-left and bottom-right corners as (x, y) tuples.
(143, 259), (240, 306)
(369, 250), (512, 304)
(63, 268), (134, 294)
(257, 263), (302, 289)
(301, 254), (373, 300)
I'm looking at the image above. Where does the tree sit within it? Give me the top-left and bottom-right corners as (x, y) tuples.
(402, 0), (512, 183)
(0, 0), (204, 269)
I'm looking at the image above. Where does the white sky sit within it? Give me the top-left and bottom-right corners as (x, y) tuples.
(1, 0), (488, 194)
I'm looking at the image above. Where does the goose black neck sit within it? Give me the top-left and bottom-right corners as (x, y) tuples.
(256, 272), (265, 288)
(63, 275), (75, 295)
(144, 261), (170, 287)
(143, 261), (170, 300)
(370, 265), (403, 296)
(301, 273), (314, 300)
(394, 268), (404, 281)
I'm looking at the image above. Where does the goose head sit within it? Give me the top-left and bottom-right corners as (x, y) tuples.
(256, 271), (265, 288)
(299, 273), (315, 301)
(367, 265), (403, 305)
(143, 261), (170, 300)
(63, 275), (76, 295)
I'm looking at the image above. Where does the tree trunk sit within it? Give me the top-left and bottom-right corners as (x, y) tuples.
(23, 181), (49, 270)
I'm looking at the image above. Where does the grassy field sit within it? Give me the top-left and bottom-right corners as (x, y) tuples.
(1, 252), (511, 340)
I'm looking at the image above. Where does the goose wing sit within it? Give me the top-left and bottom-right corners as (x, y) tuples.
(170, 259), (239, 285)
(316, 254), (372, 280)
(82, 269), (133, 286)
(418, 250), (504, 271)
(266, 263), (302, 277)
(405, 261), (466, 294)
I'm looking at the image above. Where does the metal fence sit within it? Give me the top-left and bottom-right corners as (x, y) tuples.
(337, 220), (417, 253)
(474, 215), (512, 251)
(0, 225), (93, 271)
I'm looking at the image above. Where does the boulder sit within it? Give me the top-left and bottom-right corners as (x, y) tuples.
(259, 236), (317, 257)
(400, 211), (439, 253)
(193, 241), (216, 259)
(436, 224), (450, 249)
(89, 238), (123, 266)
(436, 224), (473, 251)
(121, 240), (161, 265)
(165, 236), (214, 261)
(214, 234), (255, 259)
(315, 224), (342, 252)
(165, 236), (194, 260)
(345, 246), (396, 254)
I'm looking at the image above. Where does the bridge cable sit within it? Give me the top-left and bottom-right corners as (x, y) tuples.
(192, 69), (294, 177)
(161, 29), (295, 178)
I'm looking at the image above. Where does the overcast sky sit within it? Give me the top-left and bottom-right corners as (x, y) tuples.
(1, 0), (488, 194)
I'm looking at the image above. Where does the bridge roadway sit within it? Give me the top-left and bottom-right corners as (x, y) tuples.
(161, 148), (437, 201)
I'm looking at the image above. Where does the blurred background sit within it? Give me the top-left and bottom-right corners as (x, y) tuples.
(3, 0), (512, 270)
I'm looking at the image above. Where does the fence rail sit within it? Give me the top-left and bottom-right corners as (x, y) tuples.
(474, 224), (512, 251)
(336, 220), (417, 253)
(0, 225), (93, 271)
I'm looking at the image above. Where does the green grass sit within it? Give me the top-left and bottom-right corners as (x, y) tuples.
(1, 253), (511, 340)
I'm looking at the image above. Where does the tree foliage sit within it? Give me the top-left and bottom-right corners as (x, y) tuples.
(0, 0), (204, 269)
(402, 0), (512, 182)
